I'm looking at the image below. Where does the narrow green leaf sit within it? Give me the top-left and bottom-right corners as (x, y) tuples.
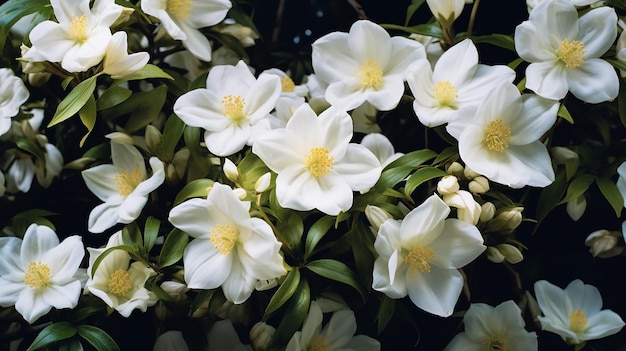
(432, 146), (458, 165)
(558, 174), (595, 205)
(375, 166), (414, 191)
(304, 216), (336, 259)
(263, 268), (301, 319)
(27, 322), (77, 351)
(0, 0), (50, 50)
(306, 259), (367, 301)
(158, 229), (189, 267)
(277, 212), (304, 253)
(558, 104), (574, 124)
(96, 86), (132, 111)
(59, 337), (84, 351)
(376, 296), (396, 335)
(16, 137), (45, 160)
(157, 114), (185, 161)
(123, 85), (168, 132)
(268, 279), (310, 350)
(90, 245), (137, 277)
(507, 57), (524, 70)
(380, 23), (444, 39)
(49, 76), (97, 127)
(79, 95), (97, 147)
(61, 76), (74, 90)
(112, 64), (174, 85)
(173, 178), (214, 205)
(405, 0), (425, 25)
(404, 167), (447, 197)
(385, 149), (437, 169)
(122, 222), (143, 252)
(76, 325), (120, 351)
(618, 76), (626, 129)
(144, 216), (160, 253)
(596, 177), (624, 217)
(471, 33), (515, 51)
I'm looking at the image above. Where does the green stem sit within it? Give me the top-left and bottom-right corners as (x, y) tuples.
(466, 0), (481, 38)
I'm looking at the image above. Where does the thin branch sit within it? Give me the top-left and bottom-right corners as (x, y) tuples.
(272, 0), (287, 42)
(346, 0), (368, 20)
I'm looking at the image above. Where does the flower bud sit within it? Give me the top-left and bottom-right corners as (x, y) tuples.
(365, 205), (393, 232)
(585, 230), (624, 258)
(426, 0), (465, 26)
(255, 172), (272, 193)
(111, 7), (135, 28)
(27, 72), (51, 87)
(446, 161), (464, 178)
(160, 280), (189, 303)
(106, 132), (135, 144)
(566, 195), (586, 222)
(479, 202), (496, 222)
(172, 149), (190, 180)
(232, 187), (248, 200)
(463, 166), (481, 180)
(437, 175), (460, 195)
(219, 22), (259, 47)
(443, 190), (481, 225)
(468, 176), (489, 194)
(486, 207), (523, 232)
(250, 322), (275, 351)
(551, 146), (578, 165)
(496, 244), (523, 264)
(145, 124), (162, 154)
(486, 246), (505, 263)
(223, 158), (239, 182)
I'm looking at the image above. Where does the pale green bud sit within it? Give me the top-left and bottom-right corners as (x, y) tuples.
(585, 230), (624, 258)
(145, 124), (162, 154)
(479, 202), (496, 222)
(496, 244), (523, 264)
(486, 246), (505, 263)
(463, 166), (481, 180)
(106, 132), (135, 144)
(250, 322), (275, 351)
(566, 195), (586, 222)
(468, 176), (489, 194)
(486, 207), (523, 232)
(160, 280), (189, 303)
(365, 205), (393, 232)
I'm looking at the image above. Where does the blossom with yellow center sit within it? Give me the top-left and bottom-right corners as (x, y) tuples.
(556, 39), (585, 69)
(484, 119), (511, 152)
(433, 81), (458, 108)
(404, 246), (435, 274)
(305, 147), (334, 177)
(69, 16), (89, 44)
(220, 95), (247, 124)
(108, 269), (132, 296)
(209, 224), (238, 255)
(356, 60), (384, 90)
(23, 262), (51, 288)
(167, 0), (192, 19)
(569, 310), (588, 334)
(115, 167), (143, 196)
(281, 76), (296, 93)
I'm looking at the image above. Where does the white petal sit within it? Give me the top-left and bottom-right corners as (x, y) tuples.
(509, 94), (558, 145)
(82, 164), (123, 201)
(347, 20), (391, 67)
(174, 89), (228, 130)
(405, 265), (463, 317)
(514, 22), (556, 63)
(187, 0), (231, 28)
(221, 260), (256, 304)
(21, 224), (59, 266)
(0, 237), (22, 276)
(88, 200), (122, 233)
(324, 309), (357, 348)
(204, 124), (250, 157)
(15, 289), (52, 323)
(578, 7), (617, 59)
(584, 310), (625, 340)
(41, 281), (81, 309)
(525, 61), (568, 101)
(534, 280), (571, 327)
(179, 20), (213, 62)
(565, 59), (619, 104)
(564, 279), (602, 314)
(429, 219), (485, 269)
(312, 32), (357, 84)
(46, 235), (84, 283)
(183, 239), (232, 289)
(333, 144), (382, 192)
(400, 195), (450, 247)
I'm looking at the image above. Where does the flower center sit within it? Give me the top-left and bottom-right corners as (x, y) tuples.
(108, 269), (132, 296)
(483, 333), (509, 351)
(167, 0), (192, 19)
(569, 309), (588, 333)
(281, 77), (296, 93)
(308, 335), (330, 351)
(556, 39), (585, 69)
(433, 81), (458, 108)
(356, 60), (384, 90)
(484, 119), (511, 152)
(305, 147), (334, 177)
(210, 224), (238, 255)
(69, 15), (89, 44)
(221, 95), (248, 124)
(24, 261), (51, 288)
(404, 245), (435, 274)
(115, 167), (143, 196)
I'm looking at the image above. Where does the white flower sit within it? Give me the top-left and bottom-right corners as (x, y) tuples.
(261, 68), (308, 96)
(252, 103), (382, 215)
(444, 300), (538, 351)
(446, 82), (558, 188)
(24, 0), (125, 72)
(286, 301), (380, 351)
(85, 232), (157, 317)
(0, 68), (29, 136)
(102, 31), (150, 79)
(426, 0), (466, 24)
(311, 19), (425, 111)
(0, 224), (85, 324)
(534, 279), (625, 344)
(168, 182), (287, 304)
(372, 194), (486, 317)
(406, 39), (515, 127)
(616, 161), (626, 208)
(141, 0), (232, 62)
(82, 141), (165, 233)
(360, 133), (403, 168)
(515, 0), (618, 103)
(173, 60), (282, 156)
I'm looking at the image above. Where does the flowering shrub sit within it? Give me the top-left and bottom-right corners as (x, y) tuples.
(2, 0), (626, 350)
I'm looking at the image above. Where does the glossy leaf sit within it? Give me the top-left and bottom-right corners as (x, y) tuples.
(596, 177), (624, 217)
(49, 76), (97, 128)
(403, 166), (447, 197)
(27, 322), (77, 351)
(304, 215), (336, 259)
(264, 268), (301, 319)
(173, 178), (214, 205)
(76, 325), (120, 351)
(158, 228), (188, 268)
(306, 259), (367, 301)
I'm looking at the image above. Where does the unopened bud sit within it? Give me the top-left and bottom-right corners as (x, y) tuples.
(486, 246), (505, 263)
(106, 132), (135, 144)
(111, 7), (135, 28)
(551, 146), (578, 165)
(166, 163), (179, 183)
(585, 230), (624, 258)
(446, 161), (464, 178)
(145, 124), (162, 154)
(232, 187), (247, 200)
(443, 190), (481, 225)
(255, 172), (271, 193)
(566, 195), (586, 222)
(468, 176), (489, 194)
(250, 322), (275, 351)
(172, 149), (190, 179)
(496, 244), (523, 264)
(28, 72), (51, 87)
(479, 202), (496, 222)
(160, 280), (189, 303)
(365, 205), (393, 232)
(223, 158), (239, 182)
(463, 166), (480, 180)
(486, 207), (523, 232)
(437, 175), (460, 195)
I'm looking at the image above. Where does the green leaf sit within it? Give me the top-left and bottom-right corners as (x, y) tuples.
(405, 0), (425, 25)
(112, 64), (174, 85)
(122, 222), (143, 253)
(16, 137), (45, 160)
(596, 177), (624, 217)
(432, 146), (458, 165)
(277, 212), (304, 253)
(76, 325), (120, 351)
(306, 259), (367, 301)
(558, 103), (574, 124)
(122, 85), (168, 132)
(471, 33), (515, 51)
(403, 167), (447, 197)
(264, 268), (301, 319)
(268, 279), (310, 351)
(78, 95), (97, 147)
(558, 174), (595, 205)
(49, 76), (97, 127)
(174, 178), (214, 205)
(96, 86), (132, 111)
(618, 76), (626, 129)
(158, 228), (189, 267)
(385, 149), (437, 169)
(304, 216), (336, 259)
(380, 23), (444, 39)
(27, 322), (77, 351)
(90, 245), (137, 277)
(534, 169), (568, 233)
(157, 114), (186, 161)
(144, 216), (160, 254)
(0, 0), (50, 50)
(375, 166), (414, 191)
(205, 30), (249, 61)
(349, 216), (375, 290)
(376, 295), (396, 335)
(59, 337), (84, 351)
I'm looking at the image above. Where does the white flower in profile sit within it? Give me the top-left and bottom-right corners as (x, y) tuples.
(252, 103), (382, 215)
(174, 60), (282, 156)
(616, 161), (626, 208)
(0, 68), (29, 136)
(168, 182), (287, 304)
(0, 224), (85, 324)
(81, 141), (165, 233)
(446, 82), (559, 188)
(426, 0), (466, 24)
(85, 232), (157, 317)
(406, 38), (515, 127)
(515, 0), (618, 103)
(286, 301), (381, 351)
(312, 19), (425, 111)
(102, 31), (150, 79)
(372, 194), (486, 317)
(24, 0), (125, 72)
(141, 0), (232, 62)
(444, 300), (538, 351)
(534, 279), (625, 344)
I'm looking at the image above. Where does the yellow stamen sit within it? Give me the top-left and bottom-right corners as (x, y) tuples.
(281, 77), (296, 93)
(167, 0), (192, 19)
(433, 81), (458, 108)
(24, 261), (51, 288)
(484, 119), (511, 152)
(221, 95), (247, 124)
(356, 60), (384, 90)
(482, 333), (509, 351)
(69, 16), (89, 44)
(305, 147), (334, 177)
(308, 335), (330, 351)
(569, 309), (588, 333)
(108, 269), (131, 296)
(556, 39), (586, 69)
(115, 167), (143, 196)
(404, 245), (435, 274)
(210, 224), (238, 255)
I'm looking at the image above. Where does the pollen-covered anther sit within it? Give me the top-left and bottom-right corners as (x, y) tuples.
(108, 269), (131, 296)
(557, 39), (586, 69)
(485, 119), (512, 152)
(308, 335), (330, 351)
(569, 309), (588, 333)
(167, 0), (192, 19)
(221, 95), (247, 123)
(281, 77), (296, 93)
(24, 261), (51, 288)
(482, 333), (509, 351)
(404, 245), (435, 274)
(210, 224), (238, 255)
(69, 15), (89, 44)
(115, 167), (143, 196)
(305, 147), (334, 177)
(356, 60), (384, 90)
(433, 80), (458, 108)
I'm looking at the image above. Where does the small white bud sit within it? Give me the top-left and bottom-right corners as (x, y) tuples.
(496, 244), (523, 264)
(468, 176), (489, 194)
(437, 175), (460, 195)
(585, 230), (624, 258)
(443, 190), (481, 225)
(365, 205), (393, 232)
(463, 166), (481, 180)
(446, 161), (464, 178)
(232, 187), (247, 200)
(145, 124), (162, 154)
(249, 322), (275, 351)
(223, 158), (239, 182)
(479, 202), (496, 222)
(486, 246), (505, 263)
(160, 280), (189, 303)
(255, 172), (272, 193)
(486, 207), (523, 232)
